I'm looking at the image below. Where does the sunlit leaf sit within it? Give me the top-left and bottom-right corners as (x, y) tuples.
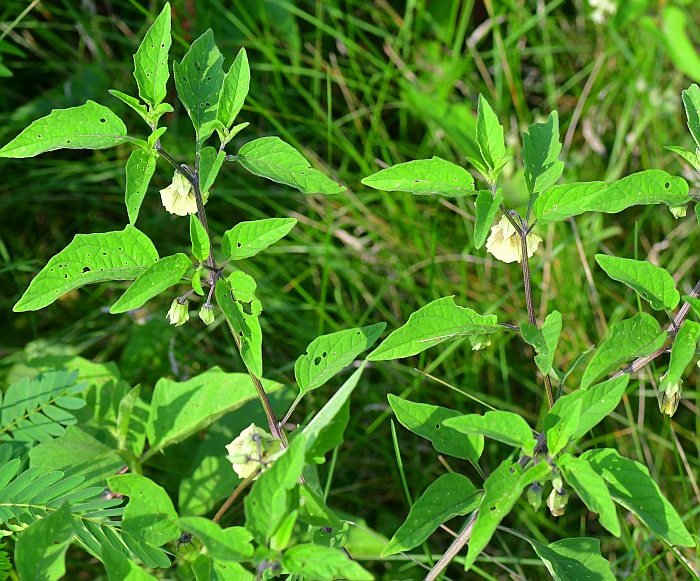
(189, 216), (210, 262)
(444, 411), (537, 455)
(221, 218), (297, 261)
(178, 517), (253, 561)
(595, 255), (679, 311)
(474, 189), (503, 249)
(543, 398), (581, 456)
(528, 537), (615, 581)
(125, 148), (158, 225)
(101, 541), (159, 580)
(521, 310), (562, 376)
(660, 7), (700, 83)
(199, 146), (225, 194)
(282, 544), (373, 580)
(14, 226), (159, 312)
(681, 83), (700, 149)
(476, 95), (506, 171)
(523, 111), (563, 196)
(361, 156), (476, 197)
(217, 47), (250, 131)
(133, 3), (171, 108)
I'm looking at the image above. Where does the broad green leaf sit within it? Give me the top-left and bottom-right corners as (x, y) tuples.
(192, 555), (254, 581)
(443, 410), (537, 455)
(133, 3), (171, 108)
(361, 156), (476, 197)
(146, 367), (281, 455)
(659, 320), (700, 415)
(108, 474), (179, 546)
(595, 255), (679, 311)
(368, 296), (499, 360)
(217, 47), (250, 130)
(523, 111), (563, 196)
(108, 89), (149, 125)
(282, 544), (373, 581)
(476, 95), (506, 171)
(110, 253), (190, 314)
(173, 30), (224, 143)
(14, 225), (159, 312)
(388, 395), (483, 462)
(295, 323), (385, 395)
(533, 170), (689, 224)
(528, 537), (615, 581)
(236, 136), (345, 194)
(199, 146), (226, 194)
(474, 189), (503, 249)
(270, 509), (298, 552)
(661, 7), (700, 83)
(125, 148), (158, 225)
(189, 216), (210, 262)
(521, 310), (562, 375)
(221, 218), (297, 261)
(116, 385), (147, 457)
(546, 375), (629, 442)
(178, 517), (253, 561)
(465, 461), (550, 571)
(543, 398), (582, 456)
(0, 101), (130, 158)
(302, 363), (365, 459)
(191, 267), (205, 296)
(581, 314), (665, 388)
(664, 145), (700, 172)
(215, 277), (263, 378)
(298, 485), (342, 529)
(580, 448), (694, 547)
(15, 502), (73, 581)
(102, 541), (158, 580)
(558, 454), (620, 537)
(682, 83), (700, 149)
(244, 434), (305, 544)
(382, 473), (480, 556)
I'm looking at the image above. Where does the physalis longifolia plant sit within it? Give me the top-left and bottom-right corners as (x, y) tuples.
(3, 4), (381, 580)
(361, 93), (698, 577)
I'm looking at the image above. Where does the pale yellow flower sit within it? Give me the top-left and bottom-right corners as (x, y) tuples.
(159, 172), (208, 216)
(658, 373), (682, 416)
(486, 215), (542, 263)
(225, 423), (281, 480)
(166, 299), (189, 326)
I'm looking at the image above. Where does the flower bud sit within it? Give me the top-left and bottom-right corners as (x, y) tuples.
(669, 204), (687, 219)
(486, 215), (542, 264)
(199, 303), (215, 326)
(658, 373), (682, 416)
(547, 487), (569, 517)
(527, 482), (543, 512)
(225, 423), (281, 480)
(166, 299), (189, 326)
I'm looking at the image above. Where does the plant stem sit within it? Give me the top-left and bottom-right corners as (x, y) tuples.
(212, 469), (258, 524)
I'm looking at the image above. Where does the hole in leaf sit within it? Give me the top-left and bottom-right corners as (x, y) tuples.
(82, 266), (91, 273)
(664, 182), (670, 189)
(435, 424), (440, 430)
(237, 242), (242, 248)
(314, 356), (322, 365)
(100, 118), (106, 123)
(240, 301), (254, 316)
(322, 351), (327, 358)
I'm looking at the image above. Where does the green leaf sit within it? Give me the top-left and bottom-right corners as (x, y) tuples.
(14, 225), (158, 312)
(661, 7), (700, 83)
(217, 47), (250, 131)
(533, 170), (689, 224)
(581, 314), (665, 389)
(682, 83), (700, 149)
(543, 398), (582, 456)
(546, 376), (629, 444)
(133, 3), (171, 108)
(108, 89), (149, 125)
(683, 294), (700, 318)
(476, 95), (506, 171)
(382, 473), (480, 557)
(361, 156), (476, 197)
(664, 145), (700, 172)
(558, 454), (620, 537)
(295, 323), (385, 395)
(465, 461), (550, 571)
(522, 111), (563, 196)
(659, 320), (700, 414)
(110, 253), (190, 314)
(528, 537), (615, 581)
(301, 362), (366, 460)
(15, 502), (73, 581)
(244, 434), (305, 544)
(0, 101), (130, 158)
(595, 255), (679, 311)
(116, 385), (148, 457)
(221, 218), (297, 261)
(521, 310), (562, 376)
(189, 216), (210, 262)
(368, 296), (499, 361)
(199, 146), (226, 194)
(178, 517), (253, 561)
(192, 555), (254, 581)
(108, 474), (179, 546)
(173, 29), (224, 143)
(125, 148), (158, 225)
(146, 367), (281, 455)
(474, 189), (503, 249)
(387, 395), (483, 462)
(580, 448), (694, 547)
(236, 136), (345, 194)
(215, 277), (263, 378)
(282, 544), (373, 581)
(298, 485), (342, 529)
(443, 410), (537, 454)
(102, 541), (159, 580)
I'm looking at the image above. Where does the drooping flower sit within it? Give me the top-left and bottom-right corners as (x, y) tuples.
(166, 299), (189, 326)
(486, 215), (542, 263)
(225, 423), (281, 480)
(546, 487), (569, 517)
(198, 303), (215, 326)
(658, 373), (682, 416)
(160, 171), (197, 216)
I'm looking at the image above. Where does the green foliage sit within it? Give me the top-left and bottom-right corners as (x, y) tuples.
(473, 189), (503, 249)
(521, 310), (562, 376)
(527, 537), (615, 581)
(522, 111), (564, 197)
(221, 218), (297, 261)
(132, 3), (171, 111)
(125, 148), (158, 225)
(444, 411), (537, 455)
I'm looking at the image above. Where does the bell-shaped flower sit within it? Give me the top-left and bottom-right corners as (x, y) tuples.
(160, 171), (199, 216)
(225, 423), (281, 480)
(658, 373), (682, 416)
(486, 215), (542, 264)
(198, 303), (215, 326)
(166, 299), (189, 326)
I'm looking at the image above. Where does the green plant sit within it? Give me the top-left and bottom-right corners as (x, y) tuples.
(1, 4), (383, 579)
(360, 91), (700, 577)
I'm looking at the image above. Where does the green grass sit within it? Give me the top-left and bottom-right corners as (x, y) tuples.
(2, 0), (700, 578)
